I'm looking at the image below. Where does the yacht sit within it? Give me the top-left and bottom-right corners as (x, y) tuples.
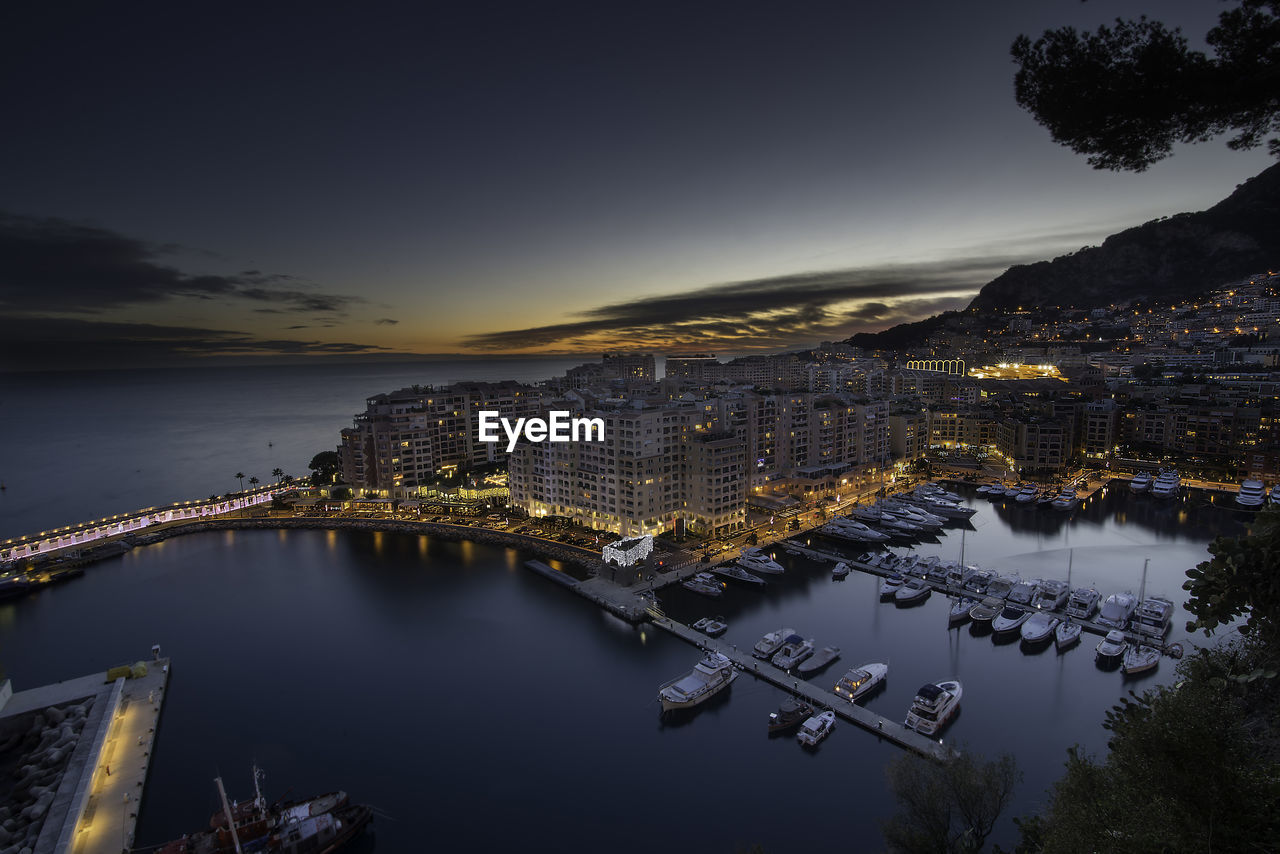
(917, 482), (963, 503)
(1007, 578), (1041, 606)
(1065, 586), (1101, 619)
(985, 575), (1019, 600)
(797, 646), (841, 675)
(658, 652), (738, 712)
(1132, 596), (1174, 638)
(879, 573), (905, 601)
(833, 663), (888, 702)
(1122, 644), (1161, 675)
(711, 565), (766, 586)
(737, 548), (784, 575)
(681, 572), (723, 598)
(1129, 472), (1152, 494)
(968, 596), (1005, 624)
(992, 605), (1032, 637)
(767, 697), (813, 733)
(752, 627), (795, 659)
(1151, 470), (1181, 499)
(796, 710), (836, 747)
(703, 618), (728, 637)
(904, 680), (962, 735)
(976, 483), (999, 495)
(1237, 479), (1266, 509)
(894, 577), (932, 605)
(1271, 484), (1280, 505)
(1051, 487), (1080, 511)
(1015, 485), (1040, 504)
(1020, 612), (1060, 646)
(1003, 484), (1023, 497)
(771, 635), (815, 670)
(962, 568), (995, 595)
(1095, 630), (1128, 667)
(831, 561), (850, 580)
(912, 555), (940, 578)
(828, 518), (891, 542)
(1096, 592), (1138, 629)
(1054, 620), (1082, 651)
(1033, 579), (1070, 611)
(949, 596), (979, 627)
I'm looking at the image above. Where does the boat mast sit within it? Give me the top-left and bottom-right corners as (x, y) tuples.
(1139, 558), (1149, 602)
(216, 777), (244, 854)
(1066, 549), (1073, 588)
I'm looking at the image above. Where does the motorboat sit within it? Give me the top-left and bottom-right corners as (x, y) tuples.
(949, 596), (979, 627)
(879, 514), (924, 535)
(1095, 629), (1128, 666)
(849, 504), (885, 523)
(1020, 612), (1060, 646)
(968, 596), (1004, 624)
(796, 710), (836, 747)
(826, 518), (890, 541)
(771, 635), (815, 670)
(737, 548), (785, 575)
(692, 617), (711, 631)
(658, 652), (738, 712)
(962, 568), (995, 595)
(1129, 472), (1152, 493)
(904, 680), (962, 735)
(925, 561), (952, 585)
(856, 551), (883, 567)
(908, 493), (977, 520)
(767, 697), (814, 733)
(682, 572), (724, 598)
(1237, 479), (1266, 509)
(911, 555), (940, 577)
(1033, 579), (1070, 611)
(883, 501), (945, 530)
(1051, 487), (1080, 511)
(753, 627), (796, 659)
(880, 553), (907, 572)
(894, 577), (931, 605)
(1055, 620), (1082, 651)
(985, 575), (1019, 599)
(917, 482), (963, 503)
(833, 662), (888, 702)
(1122, 644), (1161, 675)
(711, 564), (767, 586)
(1015, 485), (1040, 504)
(797, 646), (841, 675)
(879, 573), (905, 601)
(1096, 592), (1138, 629)
(831, 561), (850, 580)
(703, 617), (728, 637)
(1007, 578), (1040, 606)
(976, 483), (998, 495)
(1037, 490), (1059, 508)
(1151, 470), (1181, 499)
(1132, 596), (1174, 638)
(991, 605), (1032, 636)
(1065, 586), (1101, 619)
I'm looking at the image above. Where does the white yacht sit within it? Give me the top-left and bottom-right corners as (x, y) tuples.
(904, 680), (962, 735)
(1033, 579), (1070, 611)
(1020, 612), (1060, 646)
(1129, 472), (1153, 494)
(833, 663), (888, 702)
(1096, 592), (1138, 629)
(752, 627), (795, 659)
(1051, 487), (1080, 511)
(796, 710), (836, 747)
(962, 568), (995, 595)
(879, 573), (905, 600)
(658, 652), (738, 712)
(1007, 578), (1040, 606)
(949, 596), (979, 627)
(1151, 470), (1181, 499)
(825, 518), (890, 542)
(992, 605), (1032, 636)
(1015, 485), (1040, 504)
(772, 635), (815, 670)
(712, 565), (766, 586)
(985, 575), (1019, 600)
(1132, 596), (1174, 638)
(1237, 479), (1266, 509)
(1122, 644), (1161, 675)
(681, 572), (723, 598)
(917, 482), (964, 503)
(1095, 630), (1128, 666)
(1065, 586), (1101, 619)
(737, 548), (784, 575)
(1055, 620), (1082, 651)
(895, 577), (931, 605)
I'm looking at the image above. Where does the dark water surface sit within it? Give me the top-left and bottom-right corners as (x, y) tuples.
(0, 486), (1249, 852)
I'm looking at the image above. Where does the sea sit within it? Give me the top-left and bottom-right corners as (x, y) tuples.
(0, 359), (1254, 852)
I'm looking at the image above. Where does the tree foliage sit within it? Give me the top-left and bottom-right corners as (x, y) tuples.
(1182, 504), (1280, 654)
(882, 750), (1020, 854)
(1012, 1), (1280, 170)
(308, 451), (342, 484)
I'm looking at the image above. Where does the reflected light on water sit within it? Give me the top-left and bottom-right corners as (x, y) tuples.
(326, 529), (336, 551)
(372, 531), (384, 556)
(504, 548), (518, 571)
(418, 535), (429, 559)
(460, 539), (473, 566)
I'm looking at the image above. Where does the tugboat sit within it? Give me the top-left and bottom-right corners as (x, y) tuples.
(157, 767), (373, 854)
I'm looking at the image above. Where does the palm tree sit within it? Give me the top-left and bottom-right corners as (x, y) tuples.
(235, 472), (245, 492)
(249, 476), (260, 490)
(271, 467), (284, 484)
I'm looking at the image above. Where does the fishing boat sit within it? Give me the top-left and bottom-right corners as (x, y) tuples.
(767, 697), (814, 733)
(1054, 620), (1082, 651)
(833, 663), (888, 702)
(156, 768), (373, 854)
(753, 627), (795, 659)
(658, 652), (738, 712)
(904, 680), (962, 735)
(796, 710), (836, 747)
(796, 646), (841, 675)
(1122, 644), (1161, 675)
(772, 635), (815, 670)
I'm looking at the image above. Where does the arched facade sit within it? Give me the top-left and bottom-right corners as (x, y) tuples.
(905, 359), (966, 376)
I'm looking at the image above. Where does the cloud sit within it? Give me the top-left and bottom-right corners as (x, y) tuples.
(374, 317), (399, 325)
(0, 315), (389, 372)
(0, 212), (361, 315)
(460, 256), (1025, 352)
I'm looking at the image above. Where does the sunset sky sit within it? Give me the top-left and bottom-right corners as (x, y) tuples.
(1, 0), (1273, 370)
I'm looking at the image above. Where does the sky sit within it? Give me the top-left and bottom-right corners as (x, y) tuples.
(1, 0), (1274, 371)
